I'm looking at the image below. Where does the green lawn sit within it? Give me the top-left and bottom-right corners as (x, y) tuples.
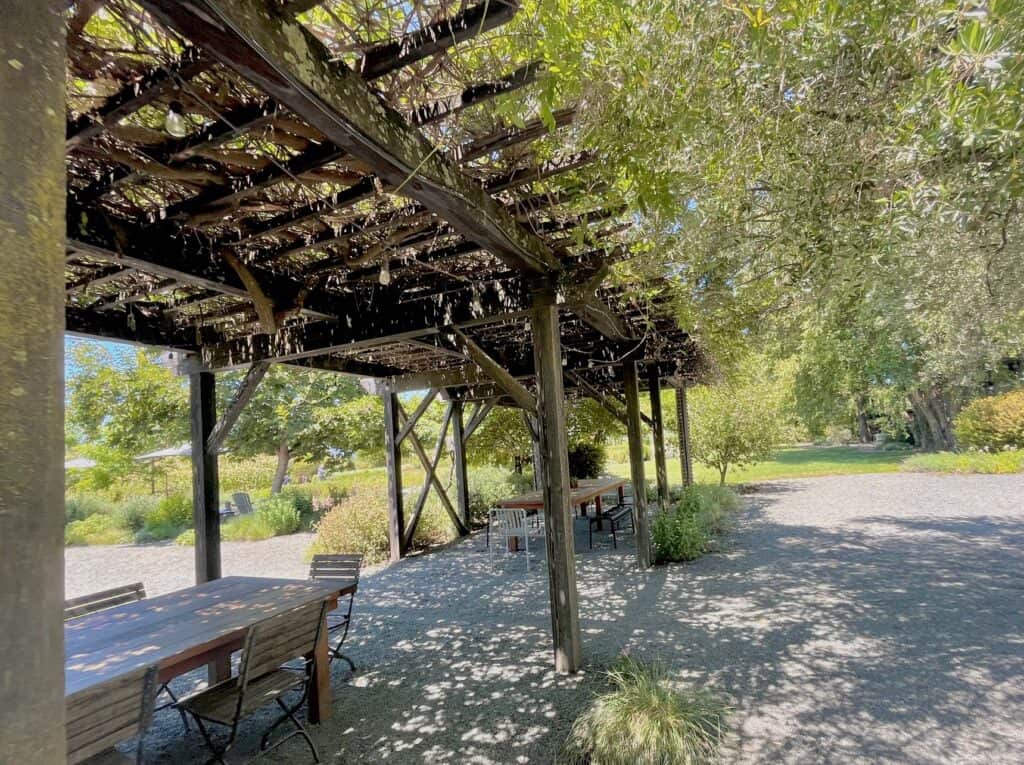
(608, 444), (909, 486)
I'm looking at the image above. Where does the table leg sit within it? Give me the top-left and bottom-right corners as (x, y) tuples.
(308, 613), (332, 723)
(208, 651), (231, 685)
(594, 494), (604, 531)
(618, 486), (625, 504)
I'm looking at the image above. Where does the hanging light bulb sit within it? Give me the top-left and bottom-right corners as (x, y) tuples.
(164, 100), (189, 138)
(378, 258), (391, 286)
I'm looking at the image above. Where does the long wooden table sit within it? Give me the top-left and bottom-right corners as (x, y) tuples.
(497, 476), (627, 529)
(65, 576), (355, 723)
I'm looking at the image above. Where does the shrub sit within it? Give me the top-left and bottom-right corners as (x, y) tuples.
(467, 467), (533, 526)
(568, 443), (607, 480)
(560, 657), (728, 765)
(310, 486), (390, 564)
(147, 493), (192, 529)
(254, 495), (302, 536)
(112, 495), (160, 533)
(175, 528), (195, 546)
(652, 485), (739, 563)
(65, 514), (131, 546)
(222, 514), (275, 542)
(954, 389), (1024, 450)
(65, 494), (107, 524)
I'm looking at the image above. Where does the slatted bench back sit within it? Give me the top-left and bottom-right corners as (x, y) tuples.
(66, 664), (157, 765)
(233, 492), (255, 514)
(65, 582), (146, 621)
(240, 599), (328, 683)
(308, 554), (362, 585)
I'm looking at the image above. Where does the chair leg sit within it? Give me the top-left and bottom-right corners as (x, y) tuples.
(159, 682), (190, 731)
(189, 714), (232, 765)
(260, 695), (320, 764)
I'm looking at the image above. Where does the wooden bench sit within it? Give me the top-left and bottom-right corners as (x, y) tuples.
(589, 504), (635, 549)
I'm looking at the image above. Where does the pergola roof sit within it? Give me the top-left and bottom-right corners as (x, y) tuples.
(63, 0), (710, 394)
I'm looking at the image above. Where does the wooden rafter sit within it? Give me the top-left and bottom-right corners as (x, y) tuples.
(411, 62), (542, 127)
(206, 361), (270, 453)
(444, 327), (537, 413)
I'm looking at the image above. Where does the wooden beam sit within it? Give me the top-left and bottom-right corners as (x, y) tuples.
(402, 402), (455, 548)
(453, 108), (576, 163)
(647, 365), (669, 513)
(207, 361), (269, 454)
(532, 290), (582, 673)
(382, 388), (405, 561)
(0, 5), (66, 758)
(451, 399), (471, 531)
(568, 294), (635, 342)
(567, 371), (628, 427)
(412, 62), (541, 127)
(139, 0), (559, 275)
(65, 305), (197, 350)
(396, 388), (439, 444)
(675, 384), (694, 486)
(485, 151), (594, 193)
(623, 362), (652, 569)
(445, 328), (537, 414)
(191, 371), (221, 584)
(358, 1), (519, 80)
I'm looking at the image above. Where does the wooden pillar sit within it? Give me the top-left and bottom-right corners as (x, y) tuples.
(190, 372), (221, 583)
(451, 398), (471, 533)
(532, 292), (582, 673)
(647, 366), (670, 513)
(383, 389), (406, 561)
(675, 385), (694, 486)
(623, 363), (652, 569)
(0, 5), (66, 760)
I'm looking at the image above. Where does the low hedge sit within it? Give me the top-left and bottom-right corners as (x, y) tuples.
(652, 485), (740, 563)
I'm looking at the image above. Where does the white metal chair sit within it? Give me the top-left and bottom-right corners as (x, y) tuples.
(487, 508), (543, 571)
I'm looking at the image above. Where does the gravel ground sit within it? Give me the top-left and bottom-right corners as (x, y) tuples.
(69, 473), (1024, 764)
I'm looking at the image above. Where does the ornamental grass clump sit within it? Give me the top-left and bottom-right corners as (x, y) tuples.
(560, 657), (728, 765)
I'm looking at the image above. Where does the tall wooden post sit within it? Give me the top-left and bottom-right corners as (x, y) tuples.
(675, 385), (694, 486)
(190, 372), (221, 583)
(647, 366), (670, 513)
(623, 362), (652, 569)
(532, 292), (582, 673)
(451, 398), (471, 532)
(0, 5), (66, 760)
(383, 388), (406, 561)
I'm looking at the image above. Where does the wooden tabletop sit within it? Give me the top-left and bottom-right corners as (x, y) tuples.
(496, 476), (627, 510)
(65, 576), (352, 697)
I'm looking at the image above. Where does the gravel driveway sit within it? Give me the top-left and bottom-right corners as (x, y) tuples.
(68, 473), (1024, 764)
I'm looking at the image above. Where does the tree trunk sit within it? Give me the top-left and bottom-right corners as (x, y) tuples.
(271, 442), (290, 493)
(910, 389), (955, 451)
(855, 396), (872, 443)
(719, 465), (728, 485)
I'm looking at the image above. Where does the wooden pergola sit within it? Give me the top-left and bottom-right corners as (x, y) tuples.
(1, 3), (706, 760)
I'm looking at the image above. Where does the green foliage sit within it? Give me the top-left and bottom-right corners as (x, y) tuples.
(310, 486), (391, 564)
(65, 514), (131, 546)
(65, 494), (106, 524)
(221, 514), (276, 542)
(175, 529), (195, 546)
(954, 389), (1024, 450)
(902, 449), (1024, 475)
(254, 495), (302, 536)
(112, 495), (160, 533)
(560, 657), (728, 765)
(467, 467), (534, 526)
(652, 485), (740, 564)
(147, 494), (192, 529)
(467, 406), (533, 469)
(567, 443), (606, 480)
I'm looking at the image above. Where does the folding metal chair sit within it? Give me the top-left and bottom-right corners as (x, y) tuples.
(308, 553), (362, 671)
(66, 664), (159, 765)
(488, 508), (543, 571)
(176, 599), (328, 765)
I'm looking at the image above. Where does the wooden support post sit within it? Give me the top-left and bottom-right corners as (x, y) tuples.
(647, 366), (670, 513)
(521, 411), (543, 490)
(451, 399), (471, 532)
(190, 372), (221, 584)
(0, 5), (66, 759)
(623, 363), (652, 569)
(675, 385), (694, 486)
(382, 389), (406, 562)
(532, 292), (582, 673)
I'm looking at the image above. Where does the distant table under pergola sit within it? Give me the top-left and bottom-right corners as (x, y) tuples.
(497, 476), (627, 529)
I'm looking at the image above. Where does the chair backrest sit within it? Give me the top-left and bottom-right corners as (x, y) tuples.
(233, 492), (254, 514)
(66, 664), (158, 765)
(309, 554), (362, 586)
(490, 508), (528, 534)
(65, 582), (146, 621)
(239, 599), (328, 688)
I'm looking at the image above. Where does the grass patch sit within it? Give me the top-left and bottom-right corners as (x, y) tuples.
(65, 514), (131, 546)
(902, 449), (1024, 475)
(652, 485), (740, 563)
(560, 657), (729, 765)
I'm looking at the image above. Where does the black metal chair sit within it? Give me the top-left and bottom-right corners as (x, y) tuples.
(66, 664), (159, 765)
(177, 599), (328, 765)
(65, 583), (189, 732)
(308, 554), (362, 671)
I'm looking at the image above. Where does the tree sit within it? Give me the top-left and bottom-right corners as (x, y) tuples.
(689, 363), (783, 484)
(221, 365), (371, 492)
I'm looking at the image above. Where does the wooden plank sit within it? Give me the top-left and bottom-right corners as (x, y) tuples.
(484, 151), (594, 193)
(675, 384), (694, 486)
(402, 403), (454, 548)
(531, 292), (582, 673)
(138, 0), (560, 276)
(396, 388), (438, 445)
(412, 62), (541, 127)
(453, 108), (576, 163)
(190, 372), (221, 585)
(1, 7), (66, 759)
(623, 362), (652, 569)
(446, 327), (537, 414)
(207, 361), (270, 454)
(382, 389), (405, 561)
(451, 399), (471, 531)
(647, 365), (670, 513)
